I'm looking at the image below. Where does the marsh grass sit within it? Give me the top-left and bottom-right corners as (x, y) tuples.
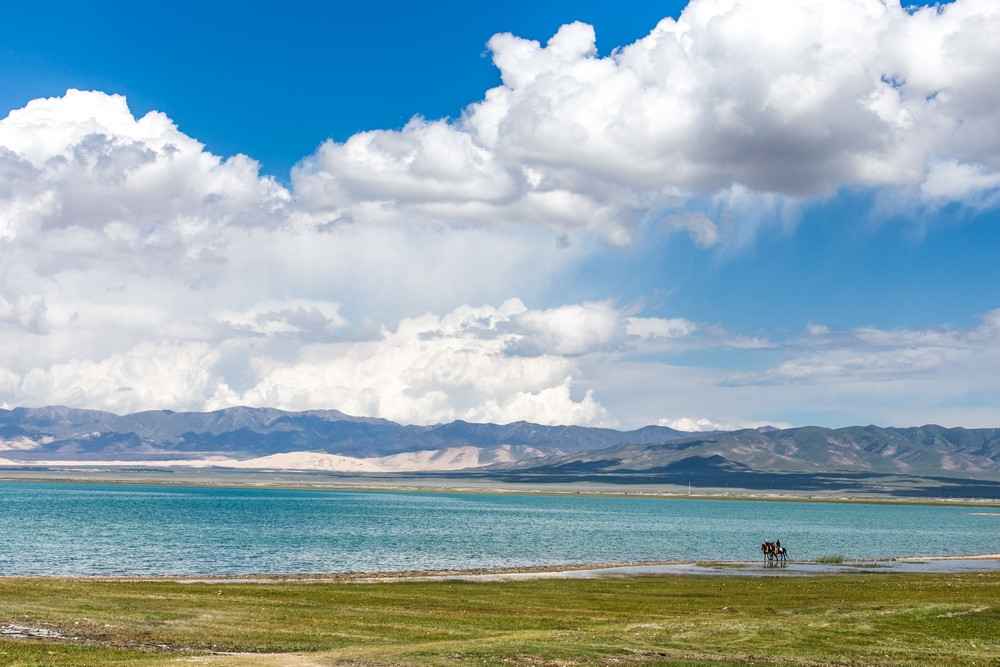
(0, 571), (998, 665)
(816, 553), (845, 564)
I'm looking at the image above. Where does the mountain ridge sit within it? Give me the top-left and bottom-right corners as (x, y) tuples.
(3, 407), (1000, 493)
(0, 405), (688, 462)
(499, 424), (1000, 479)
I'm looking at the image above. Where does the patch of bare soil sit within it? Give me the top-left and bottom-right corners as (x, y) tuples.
(1, 622), (203, 653)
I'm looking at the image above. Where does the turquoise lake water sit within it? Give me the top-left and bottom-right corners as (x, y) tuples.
(0, 482), (997, 576)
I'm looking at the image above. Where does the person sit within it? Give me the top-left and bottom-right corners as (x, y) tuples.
(776, 539), (781, 549)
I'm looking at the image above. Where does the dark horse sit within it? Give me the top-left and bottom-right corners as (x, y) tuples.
(760, 541), (787, 563)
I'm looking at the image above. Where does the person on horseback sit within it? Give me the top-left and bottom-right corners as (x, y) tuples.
(760, 538), (787, 563)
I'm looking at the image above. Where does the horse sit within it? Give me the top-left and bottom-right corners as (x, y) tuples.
(760, 541), (787, 563)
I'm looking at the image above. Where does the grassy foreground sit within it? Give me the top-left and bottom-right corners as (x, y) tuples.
(1, 570), (999, 665)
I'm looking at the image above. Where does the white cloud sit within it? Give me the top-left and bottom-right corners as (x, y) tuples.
(0, 292), (712, 427)
(6, 1), (1000, 261)
(626, 316), (698, 340)
(572, 309), (1000, 431)
(728, 311), (1000, 389)
(235, 302), (616, 426)
(662, 212), (721, 248)
(0, 89), (604, 423)
(16, 341), (236, 414)
(215, 299), (346, 338)
(2, 1), (1000, 432)
(512, 301), (624, 356)
(0, 90), (289, 246)
(658, 417), (790, 432)
(292, 0), (1000, 246)
(921, 160), (1000, 203)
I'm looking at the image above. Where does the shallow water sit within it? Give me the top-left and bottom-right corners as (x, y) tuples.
(0, 481), (997, 576)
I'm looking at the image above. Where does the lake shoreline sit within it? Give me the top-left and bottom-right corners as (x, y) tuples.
(4, 479), (999, 578)
(3, 467), (1000, 507)
(3, 554), (1000, 584)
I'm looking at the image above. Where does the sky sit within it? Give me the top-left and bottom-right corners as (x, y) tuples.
(1, 0), (998, 431)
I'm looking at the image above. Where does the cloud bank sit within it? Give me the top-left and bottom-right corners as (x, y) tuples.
(297, 0), (1000, 243)
(1, 0), (999, 429)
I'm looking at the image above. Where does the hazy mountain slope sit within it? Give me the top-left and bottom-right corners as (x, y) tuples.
(0, 406), (687, 462)
(504, 425), (1000, 478)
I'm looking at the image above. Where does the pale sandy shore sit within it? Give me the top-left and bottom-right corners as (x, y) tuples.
(894, 553), (1000, 561)
(175, 555), (1000, 583)
(4, 555), (996, 585)
(252, 555), (1000, 582)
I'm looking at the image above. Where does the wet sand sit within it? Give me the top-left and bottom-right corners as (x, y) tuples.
(21, 554), (989, 585)
(559, 556), (1000, 580)
(266, 555), (1000, 582)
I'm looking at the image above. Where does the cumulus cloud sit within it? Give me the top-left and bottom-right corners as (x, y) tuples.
(16, 341), (236, 414)
(212, 300), (625, 426)
(7, 2), (1000, 258)
(0, 89), (605, 423)
(231, 300), (704, 426)
(0, 90), (290, 271)
(294, 0), (1000, 245)
(512, 301), (625, 355)
(0, 285), (712, 426)
(3, 0), (1000, 431)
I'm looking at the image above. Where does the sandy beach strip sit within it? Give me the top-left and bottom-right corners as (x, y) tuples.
(5, 555), (1000, 585)
(892, 553), (1000, 561)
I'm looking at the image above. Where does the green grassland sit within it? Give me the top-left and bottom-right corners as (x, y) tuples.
(1, 571), (998, 665)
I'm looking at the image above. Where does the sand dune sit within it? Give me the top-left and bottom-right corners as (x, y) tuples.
(0, 445), (531, 473)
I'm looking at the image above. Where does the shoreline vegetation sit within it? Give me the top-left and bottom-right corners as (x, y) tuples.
(1, 566), (999, 665)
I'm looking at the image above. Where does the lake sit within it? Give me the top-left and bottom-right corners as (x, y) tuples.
(0, 481), (997, 576)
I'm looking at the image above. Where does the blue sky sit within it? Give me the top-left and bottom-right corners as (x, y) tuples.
(1, 1), (687, 177)
(1, 0), (998, 430)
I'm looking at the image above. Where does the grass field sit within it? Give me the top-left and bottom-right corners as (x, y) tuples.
(1, 570), (998, 665)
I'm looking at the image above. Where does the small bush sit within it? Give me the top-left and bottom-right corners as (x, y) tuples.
(816, 553), (845, 564)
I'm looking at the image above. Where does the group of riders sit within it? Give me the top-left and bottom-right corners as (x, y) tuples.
(760, 538), (787, 563)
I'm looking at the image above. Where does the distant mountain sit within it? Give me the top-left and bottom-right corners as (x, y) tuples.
(501, 425), (1000, 478)
(4, 407), (1000, 498)
(0, 406), (687, 464)
(466, 424), (1000, 498)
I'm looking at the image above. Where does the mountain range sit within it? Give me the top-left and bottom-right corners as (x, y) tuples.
(3, 406), (1000, 497)
(0, 405), (687, 466)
